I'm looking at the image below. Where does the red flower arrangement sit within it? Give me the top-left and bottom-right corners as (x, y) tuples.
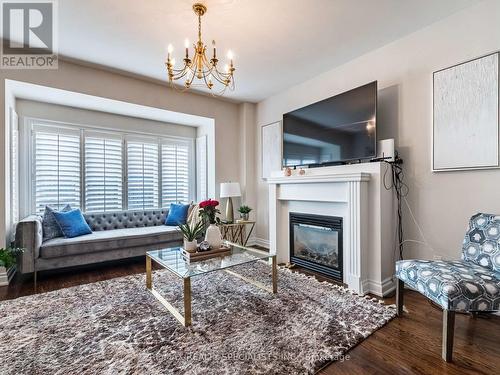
(199, 199), (219, 208)
(198, 199), (220, 224)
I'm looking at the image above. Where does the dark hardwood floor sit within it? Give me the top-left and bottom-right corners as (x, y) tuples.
(1, 259), (499, 375)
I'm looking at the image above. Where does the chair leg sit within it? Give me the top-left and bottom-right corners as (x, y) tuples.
(442, 309), (455, 362)
(396, 278), (404, 317)
(33, 270), (38, 293)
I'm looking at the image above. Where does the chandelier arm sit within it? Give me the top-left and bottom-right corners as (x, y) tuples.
(210, 74), (229, 86)
(170, 66), (191, 76)
(168, 62), (194, 77)
(211, 68), (233, 85)
(171, 70), (190, 81)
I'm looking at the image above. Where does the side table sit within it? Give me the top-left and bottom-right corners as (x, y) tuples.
(218, 220), (256, 246)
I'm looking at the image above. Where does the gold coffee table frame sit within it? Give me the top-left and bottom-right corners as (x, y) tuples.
(146, 245), (277, 327)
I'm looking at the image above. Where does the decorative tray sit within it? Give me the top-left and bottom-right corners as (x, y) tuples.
(181, 246), (231, 262)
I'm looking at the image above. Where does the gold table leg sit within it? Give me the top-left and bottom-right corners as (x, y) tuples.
(272, 255), (277, 293)
(146, 255), (152, 289)
(146, 255), (193, 327)
(183, 278), (192, 326)
(243, 223), (255, 246)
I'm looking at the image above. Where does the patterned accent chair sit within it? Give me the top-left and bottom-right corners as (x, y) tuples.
(395, 213), (500, 362)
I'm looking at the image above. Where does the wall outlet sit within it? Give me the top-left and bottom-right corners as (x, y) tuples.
(433, 255), (443, 261)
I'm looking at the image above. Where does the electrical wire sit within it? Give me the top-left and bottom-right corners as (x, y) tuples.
(382, 151), (407, 260)
(383, 152), (443, 260)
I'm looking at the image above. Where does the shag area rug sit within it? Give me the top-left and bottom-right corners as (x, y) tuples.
(0, 262), (395, 374)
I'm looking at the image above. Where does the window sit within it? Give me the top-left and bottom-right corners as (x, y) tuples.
(27, 120), (194, 215)
(127, 139), (159, 210)
(33, 126), (81, 213)
(85, 134), (123, 212)
(161, 141), (190, 206)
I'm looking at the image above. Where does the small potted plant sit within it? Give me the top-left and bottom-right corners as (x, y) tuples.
(238, 205), (252, 221)
(199, 199), (222, 249)
(0, 247), (23, 286)
(178, 221), (205, 253)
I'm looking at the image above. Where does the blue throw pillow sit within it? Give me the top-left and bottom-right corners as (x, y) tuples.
(165, 203), (190, 226)
(53, 208), (93, 238)
(42, 205), (72, 241)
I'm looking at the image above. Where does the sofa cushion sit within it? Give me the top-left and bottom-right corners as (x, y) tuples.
(53, 208), (93, 238)
(396, 259), (500, 312)
(42, 205), (71, 241)
(462, 213), (500, 272)
(40, 226), (182, 259)
(165, 203), (190, 226)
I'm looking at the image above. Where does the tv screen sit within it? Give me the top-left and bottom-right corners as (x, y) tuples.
(283, 81), (377, 167)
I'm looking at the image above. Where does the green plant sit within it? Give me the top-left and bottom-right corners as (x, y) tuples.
(238, 205), (252, 214)
(178, 221), (205, 241)
(0, 247), (24, 269)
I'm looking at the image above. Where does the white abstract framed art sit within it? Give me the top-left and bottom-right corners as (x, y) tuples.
(261, 121), (282, 179)
(433, 52), (499, 171)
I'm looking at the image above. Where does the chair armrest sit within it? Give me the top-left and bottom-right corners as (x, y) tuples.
(15, 215), (43, 273)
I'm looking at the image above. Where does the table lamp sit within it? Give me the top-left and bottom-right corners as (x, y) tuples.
(220, 182), (241, 223)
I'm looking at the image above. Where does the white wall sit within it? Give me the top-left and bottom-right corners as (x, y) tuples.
(0, 60), (248, 247)
(255, 0), (500, 261)
(16, 99), (198, 138)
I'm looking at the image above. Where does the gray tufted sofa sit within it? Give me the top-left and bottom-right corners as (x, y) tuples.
(15, 208), (183, 283)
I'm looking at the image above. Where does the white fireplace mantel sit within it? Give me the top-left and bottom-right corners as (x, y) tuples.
(267, 172), (371, 185)
(267, 164), (395, 296)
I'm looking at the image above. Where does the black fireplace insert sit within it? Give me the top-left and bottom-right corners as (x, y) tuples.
(289, 212), (343, 281)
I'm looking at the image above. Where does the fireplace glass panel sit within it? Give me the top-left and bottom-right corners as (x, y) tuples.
(289, 212), (343, 280)
(292, 224), (339, 268)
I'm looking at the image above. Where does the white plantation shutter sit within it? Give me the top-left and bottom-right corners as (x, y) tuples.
(85, 134), (123, 212)
(127, 139), (159, 209)
(161, 141), (191, 206)
(33, 127), (81, 214)
(25, 121), (195, 216)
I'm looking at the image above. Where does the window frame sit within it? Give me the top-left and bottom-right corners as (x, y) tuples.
(23, 117), (196, 216)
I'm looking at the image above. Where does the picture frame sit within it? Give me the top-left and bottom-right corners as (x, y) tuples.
(433, 52), (499, 171)
(261, 121), (282, 179)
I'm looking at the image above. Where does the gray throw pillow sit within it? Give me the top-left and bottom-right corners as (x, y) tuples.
(42, 205), (72, 241)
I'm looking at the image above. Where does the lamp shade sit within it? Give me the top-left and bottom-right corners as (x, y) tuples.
(220, 182), (241, 198)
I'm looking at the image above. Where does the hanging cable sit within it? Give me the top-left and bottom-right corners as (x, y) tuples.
(382, 151), (407, 260)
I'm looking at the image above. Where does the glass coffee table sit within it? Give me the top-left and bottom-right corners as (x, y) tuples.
(146, 242), (277, 327)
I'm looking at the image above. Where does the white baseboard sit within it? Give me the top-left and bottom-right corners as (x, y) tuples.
(250, 237), (269, 249)
(363, 276), (396, 297)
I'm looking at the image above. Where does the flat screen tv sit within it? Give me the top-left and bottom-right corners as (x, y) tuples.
(283, 81), (377, 167)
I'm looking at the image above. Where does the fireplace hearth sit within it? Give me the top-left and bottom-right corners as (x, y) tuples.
(289, 213), (343, 281)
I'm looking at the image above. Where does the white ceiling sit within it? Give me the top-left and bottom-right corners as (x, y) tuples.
(58, 0), (482, 103)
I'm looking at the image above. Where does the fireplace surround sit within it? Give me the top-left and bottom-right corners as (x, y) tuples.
(267, 163), (396, 296)
(290, 213), (343, 280)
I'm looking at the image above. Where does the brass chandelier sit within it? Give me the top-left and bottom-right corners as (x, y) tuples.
(165, 3), (235, 96)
